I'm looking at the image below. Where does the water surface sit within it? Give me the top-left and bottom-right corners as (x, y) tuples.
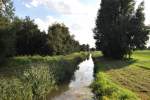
(48, 54), (94, 100)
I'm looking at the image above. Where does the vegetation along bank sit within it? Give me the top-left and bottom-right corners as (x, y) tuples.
(0, 52), (89, 100)
(91, 51), (150, 100)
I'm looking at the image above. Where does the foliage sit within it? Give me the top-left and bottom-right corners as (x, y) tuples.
(0, 0), (15, 63)
(0, 78), (33, 100)
(90, 47), (96, 51)
(47, 23), (81, 55)
(131, 2), (149, 50)
(80, 44), (89, 51)
(94, 0), (149, 59)
(0, 17), (15, 63)
(0, 0), (87, 59)
(0, 65), (56, 100)
(0, 0), (15, 19)
(12, 17), (49, 56)
(21, 64), (56, 100)
(11, 18), (83, 56)
(0, 52), (88, 100)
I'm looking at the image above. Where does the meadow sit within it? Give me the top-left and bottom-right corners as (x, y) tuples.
(91, 50), (150, 100)
(0, 52), (89, 100)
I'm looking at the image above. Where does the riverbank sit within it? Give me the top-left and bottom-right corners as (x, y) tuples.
(0, 52), (89, 100)
(91, 50), (150, 100)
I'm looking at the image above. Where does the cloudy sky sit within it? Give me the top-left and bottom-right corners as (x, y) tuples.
(14, 0), (150, 47)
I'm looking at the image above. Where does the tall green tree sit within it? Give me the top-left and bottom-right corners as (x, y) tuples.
(131, 2), (149, 50)
(13, 17), (49, 55)
(94, 0), (149, 59)
(47, 23), (81, 55)
(80, 44), (89, 51)
(0, 17), (15, 63)
(0, 0), (15, 63)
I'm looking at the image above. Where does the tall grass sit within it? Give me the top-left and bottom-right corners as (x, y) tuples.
(0, 52), (89, 100)
(0, 78), (33, 100)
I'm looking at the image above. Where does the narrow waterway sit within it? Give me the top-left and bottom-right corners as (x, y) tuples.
(48, 54), (94, 100)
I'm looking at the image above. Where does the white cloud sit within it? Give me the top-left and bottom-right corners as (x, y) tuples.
(30, 0), (40, 7)
(24, 0), (71, 14)
(144, 0), (150, 25)
(25, 3), (31, 8)
(26, 0), (149, 47)
(31, 0), (100, 47)
(23, 0), (99, 15)
(34, 14), (97, 47)
(34, 16), (64, 32)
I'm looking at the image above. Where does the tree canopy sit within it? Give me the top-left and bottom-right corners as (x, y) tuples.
(0, 0), (89, 62)
(12, 17), (49, 55)
(94, 0), (149, 59)
(47, 23), (81, 55)
(0, 0), (15, 63)
(0, 0), (15, 19)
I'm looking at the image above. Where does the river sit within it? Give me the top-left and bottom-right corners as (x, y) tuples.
(48, 54), (94, 100)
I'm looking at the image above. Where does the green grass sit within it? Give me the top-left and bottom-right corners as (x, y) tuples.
(91, 72), (139, 100)
(92, 50), (150, 100)
(132, 51), (150, 70)
(0, 52), (89, 100)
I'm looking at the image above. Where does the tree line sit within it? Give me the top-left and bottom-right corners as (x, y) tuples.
(94, 0), (150, 59)
(0, 0), (89, 63)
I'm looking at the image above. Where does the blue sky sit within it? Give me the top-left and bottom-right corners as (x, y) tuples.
(13, 0), (150, 47)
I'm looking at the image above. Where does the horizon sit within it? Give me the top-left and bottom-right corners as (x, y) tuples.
(14, 0), (150, 47)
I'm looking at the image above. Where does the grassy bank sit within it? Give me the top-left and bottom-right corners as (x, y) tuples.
(91, 50), (150, 100)
(0, 52), (89, 100)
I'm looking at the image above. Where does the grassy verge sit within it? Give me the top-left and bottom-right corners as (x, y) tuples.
(91, 50), (150, 100)
(0, 52), (89, 100)
(92, 72), (138, 100)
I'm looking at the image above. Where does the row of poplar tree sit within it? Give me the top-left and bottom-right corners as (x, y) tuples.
(0, 0), (89, 62)
(94, 0), (150, 59)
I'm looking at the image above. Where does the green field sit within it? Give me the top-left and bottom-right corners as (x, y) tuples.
(92, 50), (150, 100)
(0, 52), (89, 100)
(0, 51), (149, 100)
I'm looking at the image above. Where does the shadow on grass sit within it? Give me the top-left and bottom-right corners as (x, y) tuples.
(93, 56), (137, 73)
(136, 65), (150, 70)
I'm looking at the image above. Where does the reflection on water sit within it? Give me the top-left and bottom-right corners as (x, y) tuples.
(48, 54), (94, 100)
(69, 54), (94, 88)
